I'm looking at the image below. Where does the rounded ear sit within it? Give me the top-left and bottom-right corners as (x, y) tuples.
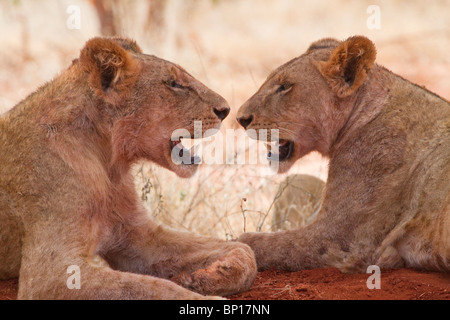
(110, 36), (143, 54)
(79, 37), (140, 104)
(319, 36), (376, 98)
(306, 38), (340, 53)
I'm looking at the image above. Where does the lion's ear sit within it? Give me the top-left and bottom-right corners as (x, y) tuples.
(79, 37), (140, 104)
(319, 36), (376, 98)
(110, 37), (143, 54)
(306, 38), (340, 53)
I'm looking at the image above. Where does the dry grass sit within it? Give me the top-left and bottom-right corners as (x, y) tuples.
(1, 0), (449, 238)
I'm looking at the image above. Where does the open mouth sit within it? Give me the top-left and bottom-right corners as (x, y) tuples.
(170, 137), (201, 165)
(266, 139), (294, 162)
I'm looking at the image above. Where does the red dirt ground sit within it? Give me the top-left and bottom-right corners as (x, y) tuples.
(230, 268), (450, 300)
(1, 268), (448, 300)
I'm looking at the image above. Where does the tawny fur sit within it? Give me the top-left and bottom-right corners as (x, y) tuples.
(237, 35), (450, 273)
(0, 37), (257, 299)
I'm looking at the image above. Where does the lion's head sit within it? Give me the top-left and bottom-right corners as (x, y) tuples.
(236, 36), (376, 173)
(79, 37), (230, 178)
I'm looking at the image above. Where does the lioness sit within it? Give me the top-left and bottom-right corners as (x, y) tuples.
(0, 37), (256, 299)
(237, 36), (450, 272)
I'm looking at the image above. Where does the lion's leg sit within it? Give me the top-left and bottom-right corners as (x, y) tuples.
(395, 209), (450, 271)
(105, 216), (257, 296)
(18, 226), (221, 300)
(19, 257), (216, 300)
(238, 213), (376, 273)
(238, 225), (331, 271)
(238, 175), (410, 273)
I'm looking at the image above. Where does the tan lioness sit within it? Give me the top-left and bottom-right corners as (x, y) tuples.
(237, 36), (450, 273)
(0, 37), (256, 299)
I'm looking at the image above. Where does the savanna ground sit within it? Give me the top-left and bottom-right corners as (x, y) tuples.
(0, 0), (449, 300)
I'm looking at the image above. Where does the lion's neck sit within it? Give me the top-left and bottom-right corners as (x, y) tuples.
(329, 65), (390, 155)
(30, 67), (135, 190)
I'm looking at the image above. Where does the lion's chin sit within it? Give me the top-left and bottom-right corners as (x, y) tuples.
(270, 158), (295, 174)
(163, 153), (199, 178)
(170, 163), (199, 178)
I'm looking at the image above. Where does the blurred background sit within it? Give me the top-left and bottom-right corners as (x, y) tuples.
(1, 0), (449, 238)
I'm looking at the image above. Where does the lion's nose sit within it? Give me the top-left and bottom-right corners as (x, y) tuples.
(236, 115), (254, 129)
(213, 106), (230, 121)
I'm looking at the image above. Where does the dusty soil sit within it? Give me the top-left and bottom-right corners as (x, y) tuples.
(1, 268), (448, 300)
(230, 268), (450, 300)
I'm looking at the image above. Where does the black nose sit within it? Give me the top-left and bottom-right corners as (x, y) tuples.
(237, 115), (254, 129)
(213, 106), (230, 121)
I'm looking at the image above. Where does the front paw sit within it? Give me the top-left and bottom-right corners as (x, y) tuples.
(171, 245), (257, 296)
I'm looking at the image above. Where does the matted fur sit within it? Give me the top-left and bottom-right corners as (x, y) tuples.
(237, 35), (450, 273)
(0, 37), (256, 299)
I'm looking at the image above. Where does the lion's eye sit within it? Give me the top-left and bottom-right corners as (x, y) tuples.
(166, 79), (185, 89)
(276, 83), (292, 93)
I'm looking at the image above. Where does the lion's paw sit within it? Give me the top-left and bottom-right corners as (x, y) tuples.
(172, 246), (256, 296)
